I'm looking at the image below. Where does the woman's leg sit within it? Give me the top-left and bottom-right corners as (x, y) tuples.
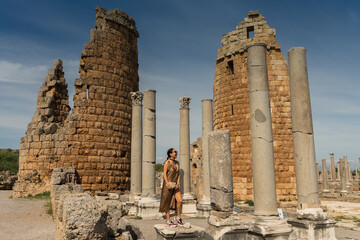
(166, 211), (170, 221)
(174, 190), (182, 218)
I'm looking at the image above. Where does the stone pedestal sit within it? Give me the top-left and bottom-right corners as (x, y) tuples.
(288, 209), (336, 240)
(179, 97), (197, 216)
(196, 203), (212, 217)
(136, 197), (162, 219)
(155, 224), (205, 240)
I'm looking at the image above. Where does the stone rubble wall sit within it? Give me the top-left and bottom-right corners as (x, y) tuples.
(0, 171), (18, 190)
(190, 137), (203, 201)
(17, 7), (139, 196)
(213, 11), (296, 201)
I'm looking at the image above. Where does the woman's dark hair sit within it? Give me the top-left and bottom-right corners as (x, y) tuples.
(167, 148), (175, 159)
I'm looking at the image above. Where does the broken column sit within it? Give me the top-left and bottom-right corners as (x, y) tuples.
(137, 90), (161, 219)
(337, 162), (341, 181)
(197, 99), (213, 216)
(247, 43), (292, 239)
(330, 153), (336, 181)
(340, 159), (348, 195)
(205, 130), (248, 239)
(355, 167), (359, 182)
(287, 47), (335, 240)
(179, 96), (197, 215)
(322, 159), (330, 193)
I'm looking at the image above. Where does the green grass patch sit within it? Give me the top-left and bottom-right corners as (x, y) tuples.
(133, 216), (142, 220)
(244, 200), (254, 206)
(25, 191), (51, 200)
(0, 149), (19, 174)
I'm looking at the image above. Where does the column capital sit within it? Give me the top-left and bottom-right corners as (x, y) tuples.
(179, 96), (191, 109)
(130, 91), (143, 106)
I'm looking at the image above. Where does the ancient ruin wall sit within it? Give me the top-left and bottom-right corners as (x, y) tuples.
(17, 7), (139, 195)
(213, 11), (296, 201)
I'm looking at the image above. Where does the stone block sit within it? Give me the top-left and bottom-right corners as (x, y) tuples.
(155, 223), (205, 240)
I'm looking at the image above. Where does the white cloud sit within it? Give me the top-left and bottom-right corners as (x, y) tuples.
(0, 60), (48, 84)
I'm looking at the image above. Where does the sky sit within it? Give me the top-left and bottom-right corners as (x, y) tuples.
(0, 0), (359, 170)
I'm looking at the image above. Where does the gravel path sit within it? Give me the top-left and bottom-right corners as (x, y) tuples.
(0, 190), (56, 240)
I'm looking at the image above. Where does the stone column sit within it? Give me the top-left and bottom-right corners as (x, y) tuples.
(337, 162), (341, 181)
(340, 159), (348, 194)
(142, 90), (156, 198)
(288, 47), (320, 210)
(322, 159), (330, 193)
(287, 47), (335, 240)
(247, 43), (292, 238)
(316, 163), (320, 182)
(344, 156), (350, 184)
(205, 130), (248, 239)
(130, 92), (143, 201)
(197, 99), (213, 216)
(355, 167), (359, 182)
(330, 153), (336, 181)
(179, 97), (197, 215)
(137, 90), (161, 219)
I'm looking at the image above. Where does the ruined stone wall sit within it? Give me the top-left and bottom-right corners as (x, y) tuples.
(190, 137), (203, 201)
(213, 11), (296, 201)
(18, 7), (139, 194)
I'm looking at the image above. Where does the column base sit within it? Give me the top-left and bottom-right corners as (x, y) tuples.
(322, 189), (331, 193)
(288, 218), (336, 240)
(182, 193), (198, 216)
(136, 197), (162, 219)
(154, 223), (205, 240)
(126, 194), (141, 216)
(247, 216), (292, 240)
(340, 190), (349, 196)
(205, 211), (249, 240)
(196, 202), (212, 217)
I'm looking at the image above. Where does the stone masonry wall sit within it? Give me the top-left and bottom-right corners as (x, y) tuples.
(17, 7), (139, 195)
(213, 11), (296, 201)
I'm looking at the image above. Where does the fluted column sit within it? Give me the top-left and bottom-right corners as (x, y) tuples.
(288, 47), (320, 210)
(179, 96), (192, 198)
(200, 99), (213, 204)
(130, 92), (143, 200)
(330, 153), (336, 181)
(142, 90), (156, 198)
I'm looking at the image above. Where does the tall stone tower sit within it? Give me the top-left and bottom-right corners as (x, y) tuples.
(16, 7), (139, 196)
(213, 11), (296, 201)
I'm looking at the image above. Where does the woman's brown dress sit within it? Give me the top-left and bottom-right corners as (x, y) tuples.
(159, 159), (180, 213)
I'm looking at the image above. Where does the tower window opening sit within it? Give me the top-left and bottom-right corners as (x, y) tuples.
(227, 60), (234, 74)
(231, 104), (234, 115)
(247, 26), (254, 39)
(86, 85), (90, 99)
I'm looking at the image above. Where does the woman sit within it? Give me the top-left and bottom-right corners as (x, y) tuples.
(159, 148), (183, 227)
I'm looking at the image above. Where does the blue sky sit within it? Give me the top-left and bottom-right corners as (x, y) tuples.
(0, 0), (359, 170)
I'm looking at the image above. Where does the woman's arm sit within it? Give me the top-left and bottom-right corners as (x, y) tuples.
(176, 162), (180, 189)
(163, 160), (171, 189)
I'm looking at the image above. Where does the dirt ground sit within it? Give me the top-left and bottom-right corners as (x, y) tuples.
(0, 190), (55, 240)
